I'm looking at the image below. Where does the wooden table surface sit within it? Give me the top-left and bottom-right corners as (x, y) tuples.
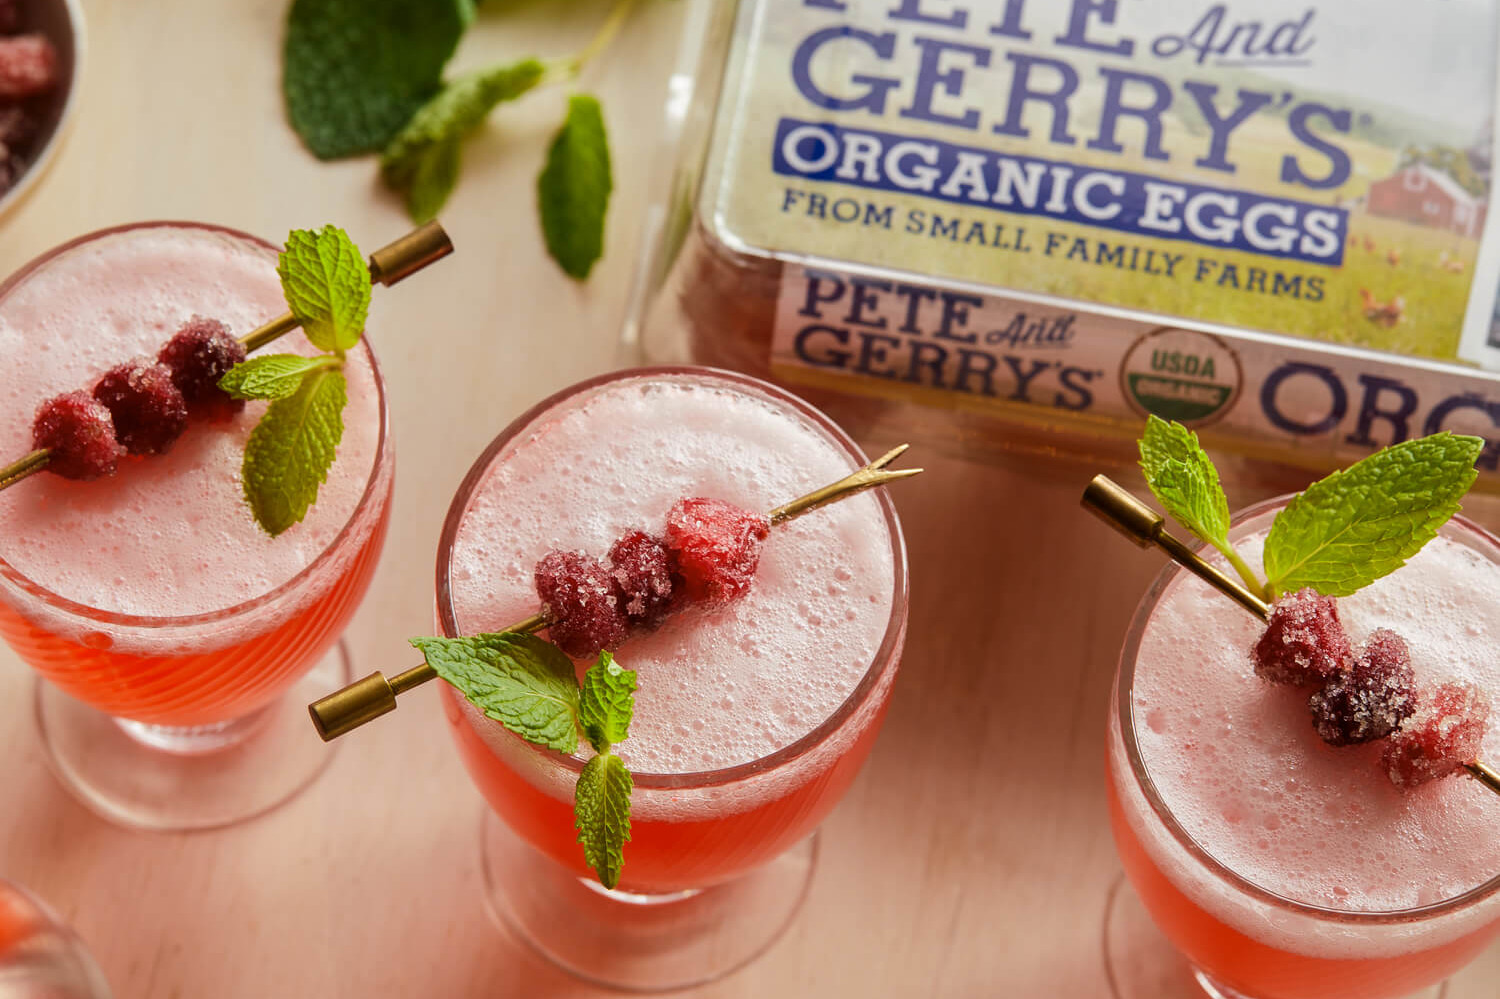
(3, 2), (1500, 997)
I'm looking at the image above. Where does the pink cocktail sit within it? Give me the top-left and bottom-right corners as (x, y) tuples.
(435, 367), (907, 989)
(0, 222), (393, 829)
(1106, 497), (1500, 999)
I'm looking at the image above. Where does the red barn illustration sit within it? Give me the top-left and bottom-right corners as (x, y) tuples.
(1367, 163), (1487, 237)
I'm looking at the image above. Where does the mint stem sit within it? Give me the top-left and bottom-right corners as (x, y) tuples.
(1220, 544), (1271, 602)
(569, 0), (639, 77)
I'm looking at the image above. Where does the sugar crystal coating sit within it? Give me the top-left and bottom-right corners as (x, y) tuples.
(608, 530), (677, 627)
(1382, 681), (1491, 789)
(1252, 588), (1352, 687)
(0, 35), (57, 99)
(535, 550), (628, 658)
(157, 317), (247, 421)
(92, 360), (188, 456)
(31, 391), (121, 480)
(1308, 628), (1417, 747)
(664, 497), (770, 604)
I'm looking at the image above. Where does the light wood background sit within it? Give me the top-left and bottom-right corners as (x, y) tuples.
(2, 2), (1499, 996)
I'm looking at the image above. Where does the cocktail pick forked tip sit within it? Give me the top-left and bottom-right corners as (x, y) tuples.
(1081, 473), (1500, 795)
(308, 445), (924, 742)
(0, 222), (455, 492)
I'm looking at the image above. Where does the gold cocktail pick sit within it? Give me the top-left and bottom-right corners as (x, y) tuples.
(0, 222), (454, 492)
(1082, 473), (1500, 797)
(308, 443), (924, 741)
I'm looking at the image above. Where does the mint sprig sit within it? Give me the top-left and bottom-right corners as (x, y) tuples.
(412, 637), (637, 888)
(380, 58), (547, 223)
(1263, 433), (1483, 597)
(221, 225), (370, 536)
(282, 0), (634, 280)
(1138, 419), (1484, 601)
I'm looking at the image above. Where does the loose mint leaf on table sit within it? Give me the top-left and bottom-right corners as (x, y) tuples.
(575, 752), (632, 890)
(278, 226), (372, 354)
(219, 354), (337, 401)
(537, 93), (613, 280)
(382, 58), (548, 222)
(1263, 433), (1484, 598)
(410, 633), (581, 753)
(241, 367), (347, 537)
(283, 0), (475, 159)
(578, 651), (636, 753)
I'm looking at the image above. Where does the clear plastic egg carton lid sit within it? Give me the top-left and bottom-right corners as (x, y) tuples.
(630, 0), (1500, 488)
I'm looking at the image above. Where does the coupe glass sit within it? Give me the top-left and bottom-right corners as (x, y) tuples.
(433, 367), (908, 991)
(0, 223), (393, 830)
(0, 879), (112, 999)
(1105, 497), (1500, 999)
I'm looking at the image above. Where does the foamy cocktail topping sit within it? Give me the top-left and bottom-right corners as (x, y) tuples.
(446, 374), (896, 775)
(1135, 531), (1500, 912)
(0, 226), (381, 618)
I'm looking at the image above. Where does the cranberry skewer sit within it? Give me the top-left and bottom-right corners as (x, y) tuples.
(308, 444), (923, 741)
(0, 222), (453, 491)
(1082, 474), (1500, 798)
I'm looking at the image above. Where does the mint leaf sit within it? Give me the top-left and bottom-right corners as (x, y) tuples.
(241, 366), (347, 537)
(278, 227), (371, 354)
(411, 632), (581, 754)
(401, 136), (463, 225)
(537, 93), (613, 280)
(1264, 433), (1484, 597)
(1138, 416), (1264, 594)
(219, 354), (336, 401)
(578, 651), (635, 754)
(382, 58), (547, 222)
(283, 0), (475, 159)
(1139, 415), (1232, 550)
(575, 752), (632, 889)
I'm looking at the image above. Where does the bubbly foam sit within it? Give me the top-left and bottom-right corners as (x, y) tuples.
(1122, 525), (1500, 953)
(0, 226), (382, 619)
(447, 374), (897, 779)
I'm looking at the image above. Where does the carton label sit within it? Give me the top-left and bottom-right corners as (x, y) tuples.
(771, 265), (1500, 472)
(712, 0), (1500, 363)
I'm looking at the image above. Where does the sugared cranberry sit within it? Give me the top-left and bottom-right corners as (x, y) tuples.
(664, 497), (770, 604)
(608, 531), (677, 628)
(0, 35), (58, 99)
(1309, 629), (1417, 747)
(157, 317), (246, 420)
(31, 391), (121, 480)
(1382, 682), (1491, 789)
(535, 550), (628, 658)
(92, 360), (188, 455)
(1252, 588), (1352, 686)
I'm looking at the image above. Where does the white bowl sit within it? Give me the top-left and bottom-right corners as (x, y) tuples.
(0, 0), (84, 221)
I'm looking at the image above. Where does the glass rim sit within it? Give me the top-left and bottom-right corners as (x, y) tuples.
(434, 364), (909, 789)
(1115, 492), (1500, 923)
(0, 220), (393, 629)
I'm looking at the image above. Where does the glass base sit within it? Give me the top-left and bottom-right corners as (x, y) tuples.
(1102, 875), (1447, 999)
(33, 641), (351, 831)
(479, 810), (815, 992)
